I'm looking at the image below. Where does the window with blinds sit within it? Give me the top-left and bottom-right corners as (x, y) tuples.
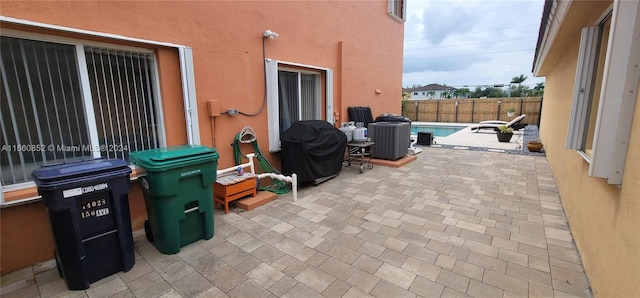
(277, 70), (321, 135)
(265, 59), (332, 152)
(1, 37), (161, 186)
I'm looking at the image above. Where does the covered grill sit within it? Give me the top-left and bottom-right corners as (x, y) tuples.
(280, 120), (347, 184)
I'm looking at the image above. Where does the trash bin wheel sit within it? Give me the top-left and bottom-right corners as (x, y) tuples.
(144, 220), (154, 243)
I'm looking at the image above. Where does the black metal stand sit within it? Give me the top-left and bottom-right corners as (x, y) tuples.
(345, 141), (375, 173)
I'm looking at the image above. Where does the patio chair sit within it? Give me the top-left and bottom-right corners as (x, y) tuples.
(470, 114), (527, 132)
(478, 114), (526, 125)
(348, 106), (374, 128)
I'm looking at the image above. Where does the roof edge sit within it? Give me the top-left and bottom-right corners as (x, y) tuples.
(532, 0), (572, 76)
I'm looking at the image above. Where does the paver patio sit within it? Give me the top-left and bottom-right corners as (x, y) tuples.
(1, 147), (592, 297)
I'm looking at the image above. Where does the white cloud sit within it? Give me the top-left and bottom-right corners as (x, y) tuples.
(403, 0), (546, 88)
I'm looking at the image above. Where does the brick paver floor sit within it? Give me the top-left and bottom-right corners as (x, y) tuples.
(2, 147), (592, 297)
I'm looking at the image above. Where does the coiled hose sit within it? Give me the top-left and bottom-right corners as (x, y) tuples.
(231, 127), (290, 194)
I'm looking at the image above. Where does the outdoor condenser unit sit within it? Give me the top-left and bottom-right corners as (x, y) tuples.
(368, 122), (410, 160)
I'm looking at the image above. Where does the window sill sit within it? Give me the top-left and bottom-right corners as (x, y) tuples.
(577, 150), (592, 164)
(387, 12), (405, 23)
(1, 166), (146, 208)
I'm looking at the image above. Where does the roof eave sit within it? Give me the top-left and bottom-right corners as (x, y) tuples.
(532, 0), (571, 76)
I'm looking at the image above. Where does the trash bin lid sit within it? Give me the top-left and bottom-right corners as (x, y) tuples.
(129, 145), (218, 171)
(32, 158), (130, 184)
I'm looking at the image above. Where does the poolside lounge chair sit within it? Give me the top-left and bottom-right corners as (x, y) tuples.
(478, 113), (526, 124)
(470, 114), (527, 132)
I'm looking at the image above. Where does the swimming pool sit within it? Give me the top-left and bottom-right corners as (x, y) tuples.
(411, 124), (466, 137)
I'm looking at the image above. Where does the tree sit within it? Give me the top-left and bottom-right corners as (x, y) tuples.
(440, 90), (451, 99)
(530, 82), (545, 96)
(510, 85), (531, 97)
(461, 88), (470, 98)
(401, 90), (411, 115)
(454, 88), (470, 98)
(470, 87), (484, 98)
(487, 87), (506, 98)
(469, 87), (505, 98)
(509, 74), (528, 97)
(426, 91), (436, 99)
(510, 74), (528, 85)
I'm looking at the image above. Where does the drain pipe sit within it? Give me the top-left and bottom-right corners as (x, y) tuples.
(257, 173), (297, 202)
(216, 153), (298, 202)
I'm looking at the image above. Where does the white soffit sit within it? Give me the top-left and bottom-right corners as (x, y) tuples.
(533, 0), (570, 75)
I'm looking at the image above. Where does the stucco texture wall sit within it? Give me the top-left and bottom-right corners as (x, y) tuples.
(1, 1), (404, 273)
(537, 2), (640, 297)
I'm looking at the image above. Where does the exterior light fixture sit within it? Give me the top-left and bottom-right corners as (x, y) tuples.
(263, 30), (279, 39)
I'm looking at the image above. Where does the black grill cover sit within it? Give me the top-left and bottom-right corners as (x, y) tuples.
(281, 120), (347, 183)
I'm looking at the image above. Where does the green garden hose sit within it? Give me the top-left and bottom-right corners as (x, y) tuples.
(231, 130), (290, 194)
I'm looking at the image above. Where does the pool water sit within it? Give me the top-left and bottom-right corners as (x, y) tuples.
(411, 125), (466, 137)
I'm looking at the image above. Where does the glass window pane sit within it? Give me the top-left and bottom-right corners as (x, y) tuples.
(300, 74), (318, 120)
(278, 70), (299, 133)
(1, 37), (89, 185)
(584, 16), (611, 156)
(85, 47), (159, 161)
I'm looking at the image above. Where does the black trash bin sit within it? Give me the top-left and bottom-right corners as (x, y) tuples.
(32, 158), (134, 290)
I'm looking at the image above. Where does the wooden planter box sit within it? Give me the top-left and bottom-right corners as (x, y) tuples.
(214, 174), (257, 214)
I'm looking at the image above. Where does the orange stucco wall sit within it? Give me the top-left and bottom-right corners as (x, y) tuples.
(536, 1), (640, 297)
(0, 201), (55, 273)
(0, 1), (404, 273)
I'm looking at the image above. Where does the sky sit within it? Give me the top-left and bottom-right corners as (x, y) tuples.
(402, 0), (546, 89)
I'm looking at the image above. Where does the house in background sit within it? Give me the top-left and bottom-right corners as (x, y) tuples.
(406, 83), (455, 99)
(532, 0), (639, 296)
(0, 0), (406, 273)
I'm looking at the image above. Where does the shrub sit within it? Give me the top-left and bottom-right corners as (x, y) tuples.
(498, 125), (513, 133)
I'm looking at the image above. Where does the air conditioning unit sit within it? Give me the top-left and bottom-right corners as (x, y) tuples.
(368, 122), (410, 160)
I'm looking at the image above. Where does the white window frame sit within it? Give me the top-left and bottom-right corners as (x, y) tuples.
(278, 66), (323, 121)
(387, 0), (407, 22)
(566, 25), (600, 152)
(0, 16), (199, 205)
(265, 59), (333, 152)
(0, 31), (165, 190)
(565, 1), (640, 185)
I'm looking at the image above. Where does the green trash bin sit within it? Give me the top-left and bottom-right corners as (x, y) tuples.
(129, 145), (218, 254)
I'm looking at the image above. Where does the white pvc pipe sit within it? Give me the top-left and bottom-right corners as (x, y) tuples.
(257, 173), (297, 202)
(216, 153), (256, 176)
(216, 153), (297, 201)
